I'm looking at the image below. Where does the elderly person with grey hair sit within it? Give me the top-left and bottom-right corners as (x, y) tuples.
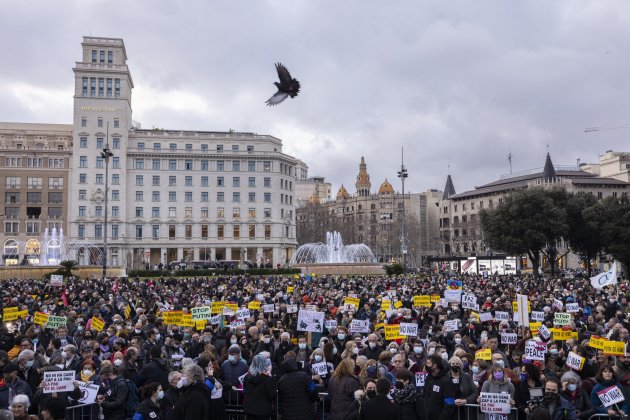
(243, 354), (277, 420)
(10, 394), (37, 420)
(166, 365), (211, 420)
(61, 344), (79, 372)
(16, 350), (39, 395)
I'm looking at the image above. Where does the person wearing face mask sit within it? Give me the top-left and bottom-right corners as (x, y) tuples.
(448, 356), (478, 410)
(308, 348), (334, 388)
(407, 341), (427, 373)
(16, 350), (40, 395)
(345, 379), (377, 420)
(477, 364), (516, 419)
(132, 382), (164, 420)
(361, 334), (384, 361)
(167, 365), (212, 420)
(538, 377), (578, 420)
(323, 341), (340, 368)
(490, 352), (519, 385)
(560, 371), (595, 420)
(252, 331), (275, 359)
(391, 368), (427, 419)
(97, 364), (138, 420)
(423, 354), (457, 420)
(292, 336), (313, 370)
(516, 362), (544, 418)
(0, 363), (32, 411)
(219, 345), (248, 389)
(590, 364), (629, 418)
(334, 327), (350, 355)
(138, 346), (169, 390)
(277, 356), (316, 420)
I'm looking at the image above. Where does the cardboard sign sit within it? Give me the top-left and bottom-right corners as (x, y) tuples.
(91, 317), (105, 332)
(163, 311), (182, 325)
(43, 370), (75, 393)
(552, 299), (564, 310)
(311, 362), (328, 376)
(17, 309), (28, 319)
(230, 320), (244, 330)
(178, 313), (195, 328)
(475, 349), (492, 361)
(225, 303), (238, 312)
(247, 301), (261, 310)
(462, 294), (478, 310)
(297, 310), (324, 333)
(399, 322), (418, 336)
(531, 311), (545, 322)
(444, 320), (458, 332)
(494, 311), (510, 321)
(529, 322), (542, 333)
(384, 325), (404, 340)
(393, 301), (403, 309)
(191, 306), (213, 321)
(603, 340), (626, 356)
(413, 295), (431, 307)
(46, 316), (67, 329)
(501, 333), (517, 345)
(566, 352), (585, 371)
(538, 325), (552, 341)
(286, 304), (298, 314)
(50, 274), (64, 286)
(479, 312), (494, 323)
(430, 295), (441, 303)
(554, 313), (571, 326)
(2, 307), (18, 321)
(566, 303), (580, 313)
(236, 309), (251, 320)
(344, 297), (360, 309)
(195, 320), (207, 330)
(415, 372), (428, 387)
(512, 300), (531, 313)
(551, 328), (572, 341)
(210, 302), (225, 314)
(597, 385), (625, 408)
(589, 336), (605, 350)
(208, 315), (221, 325)
(76, 381), (100, 404)
(34, 312), (49, 325)
(349, 319), (370, 334)
(262, 304), (275, 313)
(381, 300), (392, 311)
(325, 319), (337, 330)
(445, 289), (462, 303)
(524, 340), (547, 361)
(480, 392), (511, 415)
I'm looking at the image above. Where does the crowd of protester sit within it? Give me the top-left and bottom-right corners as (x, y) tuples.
(0, 269), (628, 420)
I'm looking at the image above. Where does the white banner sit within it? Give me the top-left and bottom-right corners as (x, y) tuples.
(516, 294), (530, 327)
(524, 340), (547, 361)
(286, 304), (298, 314)
(444, 320), (458, 332)
(565, 352), (585, 371)
(566, 303), (580, 313)
(495, 311), (510, 321)
(399, 322), (418, 336)
(554, 312), (571, 326)
(462, 294), (477, 310)
(445, 289), (462, 303)
(591, 262), (618, 289)
(349, 319), (370, 334)
(43, 370), (75, 393)
(325, 319), (337, 330)
(76, 381), (100, 404)
(297, 310), (324, 333)
(538, 325), (551, 341)
(480, 312), (494, 323)
(262, 304), (275, 313)
(50, 274), (63, 287)
(597, 385), (625, 407)
(480, 392), (511, 415)
(236, 309), (250, 320)
(531, 311), (545, 322)
(501, 333), (517, 345)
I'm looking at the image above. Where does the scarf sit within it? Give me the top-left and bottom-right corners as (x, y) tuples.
(392, 384), (417, 405)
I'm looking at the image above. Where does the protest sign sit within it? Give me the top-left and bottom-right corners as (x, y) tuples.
(163, 311), (182, 325)
(447, 279), (463, 290)
(210, 302), (225, 314)
(325, 319), (337, 330)
(597, 386), (625, 408)
(43, 370), (75, 393)
(381, 300), (391, 311)
(538, 325), (552, 341)
(2, 307), (18, 321)
(306, 304), (319, 311)
(524, 340), (547, 361)
(297, 310), (324, 333)
(462, 294), (478, 310)
(344, 297), (360, 309)
(589, 336), (605, 350)
(225, 303), (238, 312)
(413, 295), (431, 307)
(195, 320), (207, 330)
(430, 295), (441, 303)
(529, 322), (541, 333)
(399, 322), (418, 336)
(480, 392), (511, 415)
(501, 333), (517, 345)
(349, 319), (370, 334)
(530, 311), (545, 322)
(287, 286), (294, 293)
(553, 299), (564, 310)
(178, 313), (194, 328)
(479, 312), (494, 323)
(475, 349), (492, 361)
(263, 304), (275, 313)
(236, 309), (251, 320)
(91, 317), (105, 332)
(445, 289), (462, 303)
(415, 372), (428, 387)
(512, 300), (531, 313)
(16, 309), (28, 319)
(286, 304), (298, 314)
(76, 381), (100, 404)
(566, 352), (585, 371)
(191, 306), (212, 321)
(603, 340), (626, 356)
(494, 311), (510, 321)
(50, 275), (63, 286)
(46, 316), (67, 329)
(34, 312), (49, 325)
(443, 320), (458, 332)
(551, 328), (572, 341)
(247, 301), (261, 310)
(554, 312), (571, 326)
(208, 315), (221, 325)
(515, 294), (530, 327)
(393, 301), (403, 309)
(566, 303), (580, 313)
(311, 362), (328, 376)
(384, 325), (404, 340)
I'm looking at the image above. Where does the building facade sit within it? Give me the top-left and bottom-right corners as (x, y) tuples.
(296, 156), (441, 266)
(295, 175), (332, 205)
(1, 36), (301, 269)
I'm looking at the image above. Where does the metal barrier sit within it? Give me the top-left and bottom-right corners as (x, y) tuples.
(588, 414), (630, 420)
(65, 403), (99, 420)
(224, 389), (247, 420)
(458, 404), (519, 420)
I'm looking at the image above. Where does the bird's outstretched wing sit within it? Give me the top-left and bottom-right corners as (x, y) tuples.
(265, 91), (289, 106)
(275, 63), (293, 85)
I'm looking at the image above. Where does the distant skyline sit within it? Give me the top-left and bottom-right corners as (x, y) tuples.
(1, 1), (629, 195)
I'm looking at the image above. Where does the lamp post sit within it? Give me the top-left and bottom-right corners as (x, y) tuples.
(101, 124), (114, 281)
(397, 148), (408, 270)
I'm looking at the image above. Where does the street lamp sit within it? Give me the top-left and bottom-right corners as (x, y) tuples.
(101, 124), (114, 282)
(397, 148), (408, 270)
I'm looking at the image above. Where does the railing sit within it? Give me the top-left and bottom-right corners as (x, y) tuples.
(65, 403), (99, 420)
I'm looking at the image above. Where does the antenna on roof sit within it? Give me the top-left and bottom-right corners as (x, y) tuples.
(508, 151), (512, 174)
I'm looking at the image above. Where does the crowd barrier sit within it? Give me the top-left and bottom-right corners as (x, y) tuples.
(64, 403), (99, 420)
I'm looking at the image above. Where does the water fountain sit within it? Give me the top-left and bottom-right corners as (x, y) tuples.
(36, 227), (104, 266)
(290, 231), (382, 275)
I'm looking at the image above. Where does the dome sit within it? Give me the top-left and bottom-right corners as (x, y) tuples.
(336, 184), (349, 200)
(378, 179), (394, 194)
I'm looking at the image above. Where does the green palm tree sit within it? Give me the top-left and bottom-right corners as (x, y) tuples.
(59, 260), (78, 278)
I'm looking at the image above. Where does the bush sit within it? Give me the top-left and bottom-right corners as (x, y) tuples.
(126, 267), (301, 278)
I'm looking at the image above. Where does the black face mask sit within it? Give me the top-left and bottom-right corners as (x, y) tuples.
(395, 381), (405, 390)
(451, 365), (461, 373)
(366, 390), (377, 399)
(543, 392), (559, 404)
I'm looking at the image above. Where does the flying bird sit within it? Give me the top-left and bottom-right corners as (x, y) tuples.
(265, 63), (300, 106)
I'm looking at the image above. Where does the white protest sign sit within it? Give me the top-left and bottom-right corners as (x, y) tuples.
(480, 312), (494, 323)
(480, 392), (511, 415)
(50, 274), (63, 287)
(566, 303), (580, 313)
(462, 294), (478, 310)
(325, 319), (337, 330)
(342, 304), (356, 312)
(554, 312), (571, 326)
(236, 308), (250, 320)
(597, 385), (625, 408)
(524, 340), (547, 361)
(444, 320), (458, 332)
(306, 304), (319, 311)
(311, 362), (328, 376)
(415, 372), (428, 387)
(286, 304), (298, 314)
(349, 319), (370, 334)
(538, 325), (552, 341)
(495, 311), (510, 321)
(399, 322), (418, 337)
(76, 381), (100, 404)
(262, 304), (275, 313)
(566, 352), (585, 371)
(229, 320), (244, 330)
(553, 299), (564, 310)
(209, 315), (221, 325)
(43, 370), (75, 393)
(445, 289), (462, 303)
(501, 333), (517, 345)
(191, 306), (212, 321)
(297, 310), (325, 333)
(531, 311), (545, 322)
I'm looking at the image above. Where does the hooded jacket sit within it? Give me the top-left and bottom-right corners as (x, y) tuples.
(423, 359), (457, 420)
(278, 358), (316, 420)
(243, 371), (277, 416)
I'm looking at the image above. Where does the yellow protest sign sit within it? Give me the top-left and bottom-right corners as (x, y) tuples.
(475, 349), (492, 361)
(529, 322), (542, 333)
(374, 323), (385, 331)
(603, 340), (626, 356)
(287, 286), (294, 293)
(589, 336), (605, 350)
(394, 301), (403, 309)
(512, 301), (531, 313)
(225, 303), (238, 312)
(17, 310), (28, 319)
(178, 313), (195, 328)
(344, 297), (360, 308)
(248, 301), (261, 310)
(413, 295), (431, 307)
(2, 307), (18, 321)
(381, 300), (392, 311)
(163, 311), (183, 325)
(195, 320), (208, 330)
(384, 325), (404, 340)
(211, 302), (225, 314)
(430, 295), (441, 303)
(551, 328), (572, 341)
(570, 332), (578, 341)
(34, 312), (49, 325)
(125, 304), (132, 319)
(91, 317), (105, 332)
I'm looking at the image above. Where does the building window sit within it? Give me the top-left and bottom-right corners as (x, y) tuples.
(217, 192), (224, 202)
(169, 225), (176, 239)
(185, 176), (193, 186)
(248, 161), (256, 171)
(99, 50), (105, 63)
(185, 160), (193, 170)
(137, 143), (145, 151)
(248, 192), (255, 202)
(112, 174), (120, 185)
(263, 161), (271, 172)
(111, 224), (119, 239)
(185, 225), (192, 239)
(249, 225), (256, 239)
(217, 225), (224, 239)
(115, 78), (120, 98)
(80, 137), (87, 148)
(135, 207), (144, 217)
(201, 192), (208, 202)
(79, 206), (86, 217)
(95, 206), (103, 217)
(82, 78), (88, 96)
(185, 207), (192, 218)
(98, 117), (103, 127)
(153, 142), (161, 150)
(232, 145), (239, 152)
(135, 175), (143, 186)
(47, 207), (62, 218)
(5, 177), (20, 189)
(112, 206), (119, 217)
(264, 193), (271, 202)
(201, 160), (208, 170)
(113, 117), (119, 128)
(152, 225), (160, 239)
(135, 159), (144, 169)
(95, 224), (103, 239)
(233, 177), (240, 187)
(112, 157), (120, 169)
(201, 225), (209, 238)
(79, 190), (87, 200)
(186, 144), (192, 152)
(248, 177), (255, 187)
(201, 144), (208, 152)
(90, 77), (96, 96)
(232, 161), (240, 172)
(95, 174), (103, 184)
(217, 177), (224, 187)
(107, 50), (113, 63)
(264, 208), (271, 218)
(233, 225), (240, 239)
(27, 177), (42, 189)
(136, 191), (143, 201)
(112, 138), (120, 149)
(152, 176), (160, 186)
(233, 192), (240, 202)
(169, 176), (176, 186)
(217, 207), (225, 218)
(264, 177), (271, 187)
(169, 207), (176, 218)
(248, 208), (256, 218)
(27, 192), (41, 203)
(201, 176), (208, 187)
(111, 190), (119, 201)
(135, 225), (143, 239)
(233, 208), (241, 218)
(217, 145), (224, 152)
(152, 191), (160, 202)
(264, 225), (271, 239)
(152, 159), (160, 170)
(79, 156), (87, 168)
(107, 78), (112, 97)
(169, 143), (176, 151)
(168, 192), (176, 202)
(217, 160), (224, 171)
(201, 207), (208, 218)
(78, 224), (85, 239)
(26, 158), (42, 168)
(96, 157), (104, 168)
(169, 160), (177, 170)
(247, 145), (254, 152)
(185, 192), (192, 202)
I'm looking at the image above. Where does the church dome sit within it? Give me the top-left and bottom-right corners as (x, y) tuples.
(336, 184), (349, 200)
(378, 179), (394, 194)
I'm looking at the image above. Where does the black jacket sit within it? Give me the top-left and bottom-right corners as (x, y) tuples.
(166, 383), (212, 420)
(100, 376), (131, 420)
(360, 345), (385, 361)
(278, 358), (315, 420)
(243, 372), (277, 416)
(138, 358), (169, 389)
(358, 396), (401, 420)
(424, 360), (457, 420)
(134, 398), (163, 420)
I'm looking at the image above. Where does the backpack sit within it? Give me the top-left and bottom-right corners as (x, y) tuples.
(123, 379), (140, 414)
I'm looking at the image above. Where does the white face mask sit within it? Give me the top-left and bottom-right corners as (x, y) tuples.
(352, 347), (359, 354)
(176, 376), (188, 389)
(332, 347), (338, 355)
(454, 338), (462, 344)
(314, 355), (323, 362)
(61, 351), (68, 359)
(231, 338), (238, 344)
(413, 346), (423, 354)
(25, 360), (34, 369)
(427, 348), (435, 356)
(441, 352), (449, 361)
(389, 348), (397, 354)
(114, 359), (123, 367)
(56, 364), (65, 369)
(82, 369), (93, 377)
(263, 337), (270, 344)
(369, 342), (376, 349)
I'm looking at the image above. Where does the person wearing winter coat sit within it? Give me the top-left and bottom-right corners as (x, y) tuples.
(539, 377), (577, 420)
(358, 378), (401, 420)
(328, 358), (361, 420)
(448, 356), (478, 407)
(243, 354), (277, 420)
(166, 365), (212, 420)
(132, 382), (164, 420)
(392, 369), (427, 420)
(97, 366), (133, 420)
(278, 357), (316, 420)
(590, 364), (629, 418)
(424, 355), (457, 420)
(345, 380), (377, 420)
(478, 364), (516, 420)
(560, 370), (595, 420)
(137, 346), (169, 389)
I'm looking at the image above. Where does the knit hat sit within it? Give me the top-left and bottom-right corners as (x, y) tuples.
(228, 345), (241, 354)
(561, 370), (580, 384)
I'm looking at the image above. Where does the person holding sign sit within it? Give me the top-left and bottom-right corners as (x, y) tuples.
(590, 365), (629, 418)
(478, 364), (516, 419)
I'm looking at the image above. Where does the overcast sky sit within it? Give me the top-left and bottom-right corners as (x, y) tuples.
(1, 0), (630, 195)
